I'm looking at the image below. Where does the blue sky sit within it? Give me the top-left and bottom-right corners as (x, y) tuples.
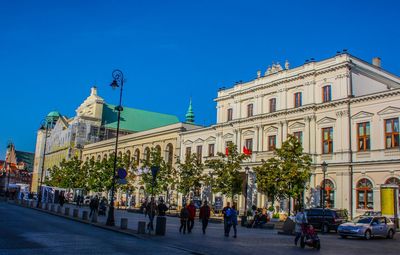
(1, 0), (399, 158)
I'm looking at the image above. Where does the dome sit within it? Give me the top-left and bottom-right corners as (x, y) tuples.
(47, 111), (61, 118)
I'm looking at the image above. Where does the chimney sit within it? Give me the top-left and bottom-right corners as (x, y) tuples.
(372, 57), (381, 68)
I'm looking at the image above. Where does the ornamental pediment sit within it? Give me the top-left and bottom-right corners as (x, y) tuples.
(205, 136), (216, 142)
(289, 122), (305, 129)
(183, 140), (193, 145)
(377, 106), (400, 116)
(352, 111), (374, 120)
(222, 133), (234, 139)
(264, 126), (278, 133)
(242, 130), (255, 136)
(316, 117), (336, 125)
(194, 138), (204, 143)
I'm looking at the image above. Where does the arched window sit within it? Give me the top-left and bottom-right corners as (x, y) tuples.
(97, 155), (101, 162)
(103, 154), (108, 160)
(144, 147), (150, 164)
(126, 150), (131, 165)
(155, 145), (162, 156)
(356, 178), (373, 209)
(85, 157), (89, 162)
(166, 143), (174, 166)
(118, 151), (122, 159)
(91, 156), (95, 162)
(321, 179), (335, 208)
(134, 149), (140, 165)
(385, 177), (400, 208)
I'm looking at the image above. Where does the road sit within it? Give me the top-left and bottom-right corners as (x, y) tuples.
(2, 201), (400, 255)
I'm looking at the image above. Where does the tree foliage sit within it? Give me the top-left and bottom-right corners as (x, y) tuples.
(205, 143), (250, 198)
(254, 135), (311, 205)
(176, 153), (204, 198)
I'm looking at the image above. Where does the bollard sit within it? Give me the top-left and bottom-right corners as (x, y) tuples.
(91, 212), (98, 223)
(64, 207), (70, 216)
(51, 204), (55, 212)
(120, 218), (128, 230)
(73, 208), (79, 218)
(57, 205), (62, 214)
(45, 203), (49, 211)
(137, 221), (146, 234)
(82, 211), (88, 221)
(30, 201), (34, 208)
(156, 216), (166, 236)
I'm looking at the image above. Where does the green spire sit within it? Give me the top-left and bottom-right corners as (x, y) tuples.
(185, 98), (195, 123)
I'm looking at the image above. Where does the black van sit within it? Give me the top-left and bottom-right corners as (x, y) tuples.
(304, 208), (348, 233)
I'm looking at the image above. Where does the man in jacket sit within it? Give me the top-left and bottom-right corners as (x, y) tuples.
(222, 202), (231, 236)
(186, 201), (196, 233)
(294, 208), (308, 246)
(199, 201), (211, 234)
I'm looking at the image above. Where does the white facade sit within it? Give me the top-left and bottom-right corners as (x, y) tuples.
(181, 53), (400, 217)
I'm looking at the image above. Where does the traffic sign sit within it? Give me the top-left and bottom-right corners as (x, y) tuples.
(118, 168), (127, 179)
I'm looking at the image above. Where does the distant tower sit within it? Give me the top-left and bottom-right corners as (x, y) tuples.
(185, 98), (195, 124)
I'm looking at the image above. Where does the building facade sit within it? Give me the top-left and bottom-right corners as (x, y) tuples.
(180, 53), (400, 217)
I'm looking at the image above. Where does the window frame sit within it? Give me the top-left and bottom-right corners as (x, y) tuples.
(269, 98), (276, 113)
(196, 145), (202, 163)
(294, 92), (302, 108)
(384, 118), (399, 149)
(247, 103), (254, 117)
(357, 122), (370, 151)
(293, 131), (303, 145)
(322, 127), (333, 154)
(245, 138), (253, 152)
(356, 178), (374, 210)
(227, 108), (233, 121)
(208, 144), (215, 157)
(322, 85), (332, 103)
(268, 135), (276, 151)
(185, 147), (192, 160)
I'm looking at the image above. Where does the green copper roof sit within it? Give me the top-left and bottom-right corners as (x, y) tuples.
(102, 104), (179, 132)
(185, 98), (195, 123)
(47, 111), (61, 117)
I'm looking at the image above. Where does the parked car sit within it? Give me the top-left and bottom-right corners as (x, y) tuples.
(304, 208), (348, 233)
(338, 216), (396, 240)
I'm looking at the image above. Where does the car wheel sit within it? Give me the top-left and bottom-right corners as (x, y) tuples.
(364, 230), (372, 240)
(340, 235), (347, 239)
(387, 229), (394, 239)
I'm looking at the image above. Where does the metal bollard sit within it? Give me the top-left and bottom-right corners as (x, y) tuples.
(120, 218), (128, 230)
(73, 208), (79, 218)
(64, 207), (70, 216)
(51, 204), (55, 212)
(57, 205), (62, 214)
(137, 221), (146, 234)
(91, 212), (98, 223)
(82, 211), (88, 221)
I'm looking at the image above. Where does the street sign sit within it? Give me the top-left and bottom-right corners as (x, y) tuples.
(118, 168), (127, 179)
(118, 179), (127, 185)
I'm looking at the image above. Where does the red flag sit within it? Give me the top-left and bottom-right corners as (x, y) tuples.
(225, 147), (229, 156)
(243, 146), (252, 155)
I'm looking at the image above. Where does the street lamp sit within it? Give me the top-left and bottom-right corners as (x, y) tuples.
(208, 172), (214, 204)
(244, 166), (250, 215)
(106, 69), (125, 227)
(37, 120), (50, 208)
(321, 161), (328, 233)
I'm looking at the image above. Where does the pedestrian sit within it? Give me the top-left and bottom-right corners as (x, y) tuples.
(59, 192), (65, 207)
(76, 195), (81, 207)
(222, 202), (231, 236)
(294, 208), (307, 246)
(89, 196), (99, 217)
(179, 206), (189, 234)
(146, 197), (157, 233)
(186, 201), (196, 233)
(227, 204), (238, 238)
(199, 201), (211, 234)
(158, 199), (168, 216)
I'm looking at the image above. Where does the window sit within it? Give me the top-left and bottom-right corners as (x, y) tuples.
(166, 144), (173, 166)
(185, 147), (191, 160)
(269, 98), (276, 113)
(322, 127), (333, 154)
(245, 138), (253, 152)
(321, 179), (335, 208)
(385, 118), (399, 149)
(293, 131), (303, 145)
(208, 144), (215, 157)
(356, 178), (373, 209)
(134, 149), (140, 165)
(247, 104), (254, 117)
(294, 92), (302, 108)
(144, 147), (150, 164)
(268, 135), (276, 151)
(196, 145), (202, 163)
(322, 85), (332, 102)
(357, 122), (370, 151)
(227, 108), (233, 121)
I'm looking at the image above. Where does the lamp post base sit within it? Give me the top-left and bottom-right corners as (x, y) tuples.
(106, 206), (115, 226)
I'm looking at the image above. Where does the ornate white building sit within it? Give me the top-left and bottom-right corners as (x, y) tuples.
(180, 53), (400, 217)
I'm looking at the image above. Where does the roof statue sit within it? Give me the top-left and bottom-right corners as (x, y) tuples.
(285, 59), (290, 70)
(185, 98), (195, 124)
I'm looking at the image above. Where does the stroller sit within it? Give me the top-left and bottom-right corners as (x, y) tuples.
(300, 224), (320, 250)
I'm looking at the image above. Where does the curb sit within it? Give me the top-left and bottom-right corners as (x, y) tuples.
(7, 201), (206, 255)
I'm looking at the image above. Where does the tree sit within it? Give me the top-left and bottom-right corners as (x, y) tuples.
(45, 156), (87, 190)
(254, 135), (311, 210)
(176, 153), (204, 199)
(205, 143), (250, 199)
(137, 148), (177, 196)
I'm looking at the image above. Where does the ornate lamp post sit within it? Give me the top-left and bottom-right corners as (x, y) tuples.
(106, 69), (125, 226)
(37, 120), (50, 208)
(244, 166), (250, 214)
(321, 161), (328, 233)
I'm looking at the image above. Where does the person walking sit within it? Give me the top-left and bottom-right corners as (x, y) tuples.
(76, 195), (81, 207)
(222, 202), (231, 236)
(227, 204), (238, 238)
(59, 192), (65, 207)
(186, 201), (196, 233)
(199, 201), (211, 234)
(179, 206), (189, 234)
(146, 197), (157, 233)
(294, 208), (308, 246)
